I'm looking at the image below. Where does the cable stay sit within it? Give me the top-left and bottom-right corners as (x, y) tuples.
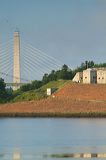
(21, 40), (63, 67)
(0, 35), (72, 85)
(21, 45), (61, 69)
(21, 43), (60, 65)
(21, 49), (56, 72)
(0, 38), (13, 47)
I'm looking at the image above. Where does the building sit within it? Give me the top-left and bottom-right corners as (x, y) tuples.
(72, 72), (83, 83)
(83, 68), (97, 84)
(97, 69), (106, 84)
(73, 68), (106, 84)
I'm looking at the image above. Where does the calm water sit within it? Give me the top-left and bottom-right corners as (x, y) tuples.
(0, 118), (106, 159)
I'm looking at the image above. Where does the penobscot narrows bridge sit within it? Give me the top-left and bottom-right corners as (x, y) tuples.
(0, 31), (63, 90)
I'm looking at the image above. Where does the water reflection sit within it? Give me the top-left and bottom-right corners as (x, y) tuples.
(0, 118), (106, 159)
(1, 146), (106, 159)
(13, 149), (22, 160)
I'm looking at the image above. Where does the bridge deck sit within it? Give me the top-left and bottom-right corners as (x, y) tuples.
(6, 83), (28, 86)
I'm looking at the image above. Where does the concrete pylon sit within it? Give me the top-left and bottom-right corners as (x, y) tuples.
(13, 31), (21, 90)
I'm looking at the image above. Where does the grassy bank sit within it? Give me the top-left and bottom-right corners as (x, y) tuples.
(12, 80), (68, 102)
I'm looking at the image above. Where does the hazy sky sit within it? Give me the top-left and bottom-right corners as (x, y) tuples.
(0, 0), (106, 69)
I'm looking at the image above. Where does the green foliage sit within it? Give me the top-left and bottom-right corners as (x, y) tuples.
(0, 78), (13, 103)
(0, 78), (7, 103)
(12, 89), (47, 102)
(94, 63), (106, 68)
(20, 80), (42, 92)
(42, 73), (50, 84)
(74, 61), (106, 74)
(16, 65), (73, 98)
(20, 83), (32, 92)
(12, 80), (68, 102)
(42, 64), (74, 84)
(74, 60), (95, 73)
(41, 80), (68, 91)
(31, 80), (42, 89)
(6, 87), (13, 101)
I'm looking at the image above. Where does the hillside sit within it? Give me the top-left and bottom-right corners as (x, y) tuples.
(54, 83), (106, 101)
(0, 82), (106, 117)
(13, 80), (68, 102)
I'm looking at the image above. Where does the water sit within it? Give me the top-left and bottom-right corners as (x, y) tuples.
(0, 118), (106, 159)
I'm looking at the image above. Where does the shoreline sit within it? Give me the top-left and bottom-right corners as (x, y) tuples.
(0, 112), (106, 118)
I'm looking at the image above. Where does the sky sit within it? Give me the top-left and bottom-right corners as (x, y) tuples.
(0, 0), (106, 70)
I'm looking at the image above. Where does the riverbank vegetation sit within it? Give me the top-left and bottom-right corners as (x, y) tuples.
(12, 80), (68, 102)
(0, 78), (12, 103)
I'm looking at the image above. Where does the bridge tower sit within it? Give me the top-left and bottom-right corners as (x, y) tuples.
(13, 31), (21, 90)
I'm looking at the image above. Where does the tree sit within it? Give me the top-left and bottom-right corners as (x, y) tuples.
(48, 70), (57, 81)
(0, 78), (7, 103)
(54, 65), (73, 80)
(42, 64), (74, 82)
(62, 64), (68, 72)
(42, 73), (49, 84)
(88, 61), (94, 68)
(31, 80), (42, 89)
(94, 63), (106, 68)
(74, 60), (95, 73)
(20, 83), (32, 92)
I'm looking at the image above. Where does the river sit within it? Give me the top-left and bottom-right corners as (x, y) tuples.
(0, 118), (106, 159)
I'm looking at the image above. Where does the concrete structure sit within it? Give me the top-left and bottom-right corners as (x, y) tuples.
(72, 72), (83, 83)
(13, 31), (21, 90)
(97, 68), (106, 84)
(47, 88), (57, 96)
(73, 68), (106, 84)
(47, 88), (52, 96)
(83, 68), (97, 84)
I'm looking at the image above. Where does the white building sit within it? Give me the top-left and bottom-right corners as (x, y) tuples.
(72, 72), (83, 83)
(73, 68), (106, 84)
(83, 68), (97, 84)
(97, 69), (106, 84)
